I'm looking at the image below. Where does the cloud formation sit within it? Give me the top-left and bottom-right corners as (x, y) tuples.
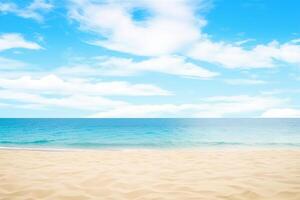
(0, 33), (41, 51)
(224, 78), (266, 85)
(90, 95), (284, 118)
(0, 74), (171, 96)
(69, 0), (300, 70)
(0, 0), (53, 22)
(261, 108), (300, 118)
(0, 90), (126, 111)
(1, 0), (299, 118)
(69, 0), (205, 56)
(188, 39), (300, 69)
(57, 55), (217, 79)
(0, 57), (28, 69)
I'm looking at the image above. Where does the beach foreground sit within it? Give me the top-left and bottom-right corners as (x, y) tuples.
(0, 149), (299, 200)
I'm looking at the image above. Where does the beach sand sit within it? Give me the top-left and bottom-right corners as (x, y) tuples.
(0, 149), (299, 200)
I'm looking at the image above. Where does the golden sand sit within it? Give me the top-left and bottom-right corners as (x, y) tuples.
(0, 149), (300, 200)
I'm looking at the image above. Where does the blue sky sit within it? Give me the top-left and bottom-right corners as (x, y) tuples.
(0, 0), (300, 118)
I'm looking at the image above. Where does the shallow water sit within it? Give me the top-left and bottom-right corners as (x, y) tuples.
(0, 118), (300, 149)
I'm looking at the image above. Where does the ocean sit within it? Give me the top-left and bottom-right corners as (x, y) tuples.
(0, 118), (300, 149)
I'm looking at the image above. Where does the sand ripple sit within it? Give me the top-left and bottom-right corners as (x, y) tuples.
(0, 149), (300, 200)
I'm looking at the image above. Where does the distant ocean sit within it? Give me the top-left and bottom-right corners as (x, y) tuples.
(0, 119), (300, 149)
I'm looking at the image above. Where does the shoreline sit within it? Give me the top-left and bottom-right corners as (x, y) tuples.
(0, 145), (300, 151)
(1, 145), (300, 152)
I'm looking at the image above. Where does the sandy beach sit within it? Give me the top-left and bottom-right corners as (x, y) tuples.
(0, 149), (299, 200)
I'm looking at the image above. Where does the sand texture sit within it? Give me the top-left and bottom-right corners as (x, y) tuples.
(0, 149), (300, 200)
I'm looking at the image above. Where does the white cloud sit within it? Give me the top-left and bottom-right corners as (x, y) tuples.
(133, 56), (217, 78)
(0, 57), (28, 69)
(89, 95), (284, 118)
(69, 0), (205, 56)
(261, 108), (300, 118)
(58, 55), (217, 79)
(276, 42), (300, 64)
(0, 0), (53, 22)
(260, 88), (300, 96)
(0, 74), (171, 96)
(0, 90), (126, 111)
(0, 33), (41, 51)
(0, 75), (287, 117)
(68, 0), (300, 70)
(1, 0), (298, 119)
(0, 33), (41, 76)
(0, 71), (285, 118)
(234, 38), (255, 45)
(1, 74), (161, 111)
(188, 39), (300, 69)
(224, 78), (266, 85)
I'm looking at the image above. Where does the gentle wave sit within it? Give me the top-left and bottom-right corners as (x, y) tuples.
(44, 141), (300, 147)
(0, 139), (56, 145)
(1, 141), (299, 149)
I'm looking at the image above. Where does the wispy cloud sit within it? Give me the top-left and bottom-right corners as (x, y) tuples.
(234, 38), (255, 46)
(0, 56), (28, 69)
(89, 95), (285, 118)
(188, 39), (300, 69)
(0, 0), (53, 22)
(0, 33), (41, 51)
(261, 108), (300, 118)
(0, 74), (171, 96)
(0, 75), (285, 117)
(0, 73), (172, 113)
(224, 78), (266, 85)
(0, 90), (126, 111)
(57, 55), (217, 79)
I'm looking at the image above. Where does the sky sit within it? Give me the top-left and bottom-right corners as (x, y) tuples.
(0, 0), (300, 118)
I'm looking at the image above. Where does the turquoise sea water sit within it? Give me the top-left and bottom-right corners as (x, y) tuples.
(0, 119), (300, 149)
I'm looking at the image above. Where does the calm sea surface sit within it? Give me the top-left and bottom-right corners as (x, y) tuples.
(0, 118), (300, 149)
